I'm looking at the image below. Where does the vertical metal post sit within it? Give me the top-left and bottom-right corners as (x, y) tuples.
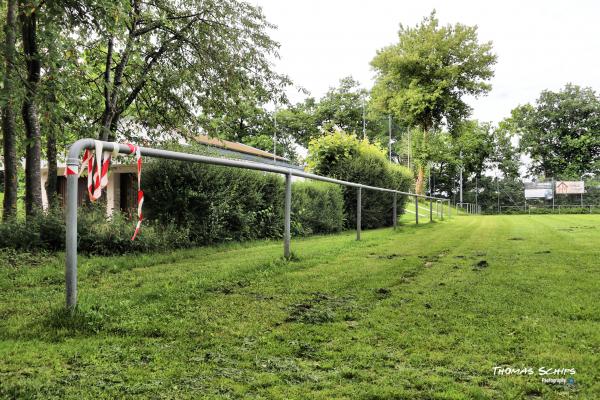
(273, 108), (278, 160)
(65, 165), (79, 310)
(459, 150), (463, 204)
(392, 192), (397, 230)
(356, 187), (362, 240)
(552, 178), (555, 211)
(414, 195), (419, 225)
(388, 115), (392, 162)
(475, 176), (478, 212)
(284, 173), (292, 259)
(497, 178), (500, 214)
(429, 198), (433, 222)
(441, 201), (444, 220)
(362, 99), (366, 140)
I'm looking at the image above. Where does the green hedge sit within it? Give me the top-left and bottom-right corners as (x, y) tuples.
(307, 130), (414, 229)
(0, 206), (192, 255)
(143, 159), (284, 244)
(291, 181), (345, 235)
(502, 207), (600, 215)
(0, 165), (346, 255)
(143, 158), (346, 244)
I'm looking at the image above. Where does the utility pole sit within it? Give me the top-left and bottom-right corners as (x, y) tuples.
(388, 115), (392, 162)
(407, 129), (411, 169)
(362, 98), (366, 140)
(475, 176), (478, 213)
(552, 177), (555, 211)
(497, 177), (500, 214)
(428, 164), (432, 196)
(273, 106), (277, 161)
(459, 150), (463, 204)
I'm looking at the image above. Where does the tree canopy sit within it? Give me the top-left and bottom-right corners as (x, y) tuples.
(369, 11), (496, 193)
(370, 11), (496, 133)
(510, 84), (600, 179)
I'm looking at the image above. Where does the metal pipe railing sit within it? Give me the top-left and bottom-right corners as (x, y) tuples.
(65, 139), (451, 309)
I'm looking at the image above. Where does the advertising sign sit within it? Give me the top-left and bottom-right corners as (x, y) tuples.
(524, 182), (553, 199)
(556, 181), (585, 194)
(555, 181), (584, 194)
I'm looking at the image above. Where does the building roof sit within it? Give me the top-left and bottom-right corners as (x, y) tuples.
(194, 135), (288, 162)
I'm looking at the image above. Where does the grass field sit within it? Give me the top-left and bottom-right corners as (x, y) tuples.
(1, 214), (600, 399)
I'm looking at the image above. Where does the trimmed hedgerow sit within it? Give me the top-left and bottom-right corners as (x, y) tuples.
(0, 206), (191, 255)
(143, 158), (346, 244)
(307, 130), (414, 229)
(291, 181), (345, 236)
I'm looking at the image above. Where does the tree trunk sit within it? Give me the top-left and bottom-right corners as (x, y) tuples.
(2, 0), (18, 220)
(45, 50), (59, 208)
(21, 5), (42, 217)
(45, 128), (57, 208)
(415, 165), (425, 195)
(414, 127), (429, 195)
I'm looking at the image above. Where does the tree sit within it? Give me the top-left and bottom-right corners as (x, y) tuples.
(315, 76), (367, 135)
(20, 0), (43, 216)
(274, 76), (385, 152)
(2, 0), (19, 219)
(493, 120), (521, 179)
(274, 99), (318, 148)
(511, 84), (600, 179)
(370, 11), (496, 194)
(68, 0), (290, 142)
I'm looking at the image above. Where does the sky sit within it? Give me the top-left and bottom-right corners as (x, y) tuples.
(253, 0), (600, 124)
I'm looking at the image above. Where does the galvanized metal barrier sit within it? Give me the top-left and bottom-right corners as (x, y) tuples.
(64, 139), (450, 309)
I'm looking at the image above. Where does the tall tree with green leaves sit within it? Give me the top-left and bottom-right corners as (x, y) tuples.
(370, 11), (496, 194)
(20, 0), (43, 216)
(2, 0), (19, 219)
(510, 84), (600, 179)
(70, 0), (289, 142)
(315, 76), (367, 135)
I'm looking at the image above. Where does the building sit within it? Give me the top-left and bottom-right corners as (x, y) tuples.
(41, 136), (302, 215)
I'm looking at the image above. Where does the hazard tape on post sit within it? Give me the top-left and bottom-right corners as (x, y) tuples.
(127, 143), (144, 241)
(69, 141), (144, 240)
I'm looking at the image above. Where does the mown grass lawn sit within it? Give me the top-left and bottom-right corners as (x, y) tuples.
(1, 215), (600, 399)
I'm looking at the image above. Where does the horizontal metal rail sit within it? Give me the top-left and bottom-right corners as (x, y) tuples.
(65, 139), (450, 309)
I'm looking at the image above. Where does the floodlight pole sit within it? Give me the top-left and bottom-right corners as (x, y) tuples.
(362, 98), (366, 140)
(459, 150), (463, 204)
(475, 176), (478, 213)
(497, 178), (500, 214)
(388, 115), (392, 162)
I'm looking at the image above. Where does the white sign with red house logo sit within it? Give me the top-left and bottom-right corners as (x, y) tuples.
(555, 181), (584, 194)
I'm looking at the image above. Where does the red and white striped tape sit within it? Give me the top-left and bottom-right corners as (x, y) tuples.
(126, 143), (144, 241)
(67, 140), (144, 240)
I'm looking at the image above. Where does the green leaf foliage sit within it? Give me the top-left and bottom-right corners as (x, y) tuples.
(307, 130), (413, 228)
(510, 83), (600, 179)
(370, 11), (496, 133)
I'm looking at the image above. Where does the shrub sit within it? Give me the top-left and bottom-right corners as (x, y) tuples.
(0, 206), (192, 255)
(291, 181), (345, 235)
(143, 159), (284, 244)
(144, 157), (346, 243)
(307, 130), (413, 228)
